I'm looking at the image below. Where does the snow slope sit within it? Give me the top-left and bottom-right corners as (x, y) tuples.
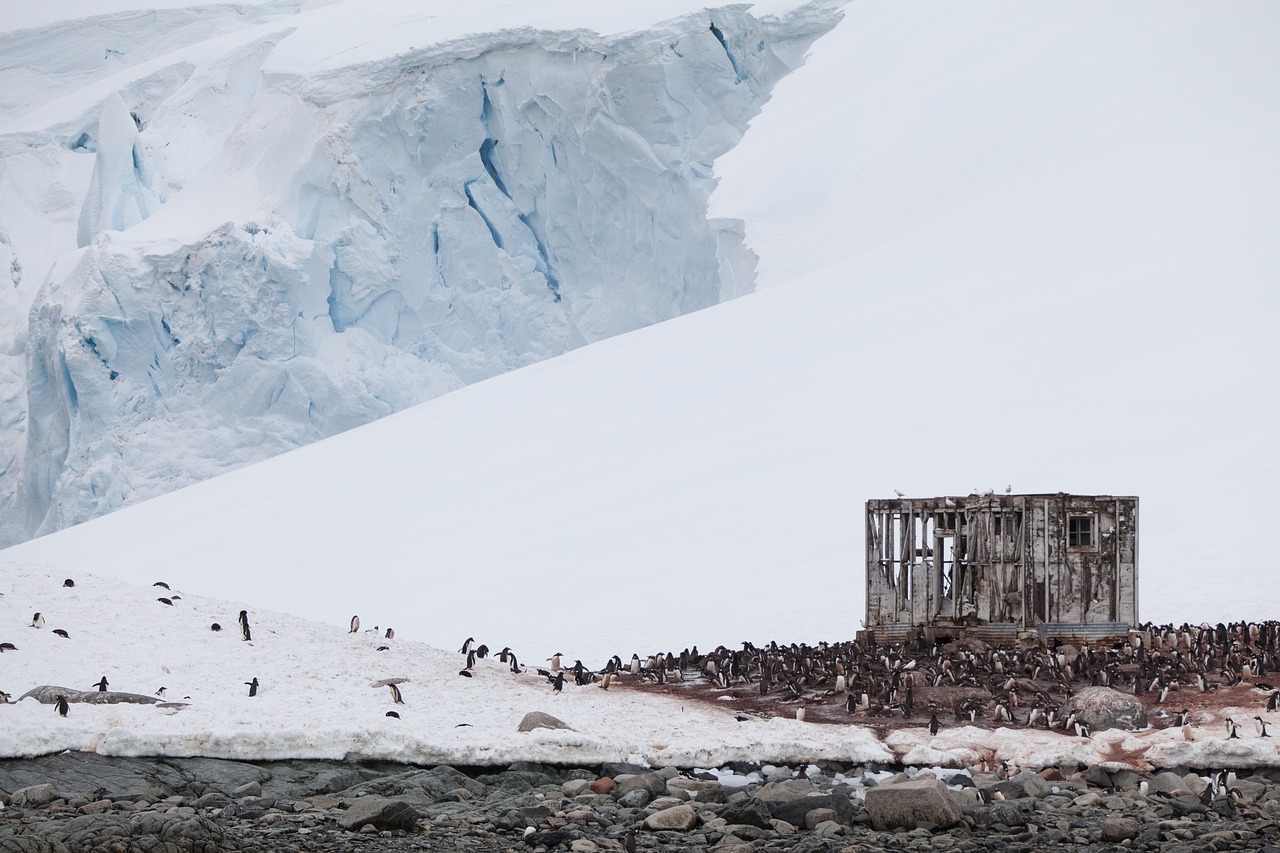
(4, 563), (1277, 771)
(4, 1), (1279, 684)
(0, 0), (840, 544)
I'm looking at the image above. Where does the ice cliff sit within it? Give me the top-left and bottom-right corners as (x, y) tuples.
(0, 1), (841, 544)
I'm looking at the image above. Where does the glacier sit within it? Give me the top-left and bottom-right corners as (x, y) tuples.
(0, 0), (842, 544)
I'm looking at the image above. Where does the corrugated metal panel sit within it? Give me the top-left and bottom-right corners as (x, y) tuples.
(1038, 622), (1131, 643)
(871, 623), (915, 644)
(968, 623), (1020, 642)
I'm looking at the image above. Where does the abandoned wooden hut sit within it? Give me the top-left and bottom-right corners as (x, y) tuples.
(863, 493), (1138, 645)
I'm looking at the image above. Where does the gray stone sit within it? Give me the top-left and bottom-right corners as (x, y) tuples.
(562, 779), (592, 797)
(336, 797), (423, 831)
(863, 779), (962, 831)
(232, 780), (262, 798)
(643, 803), (698, 831)
(571, 840), (600, 853)
(721, 799), (773, 829)
(617, 788), (650, 808)
(811, 819), (844, 837)
(695, 781), (727, 803)
(517, 711), (574, 732)
(612, 773), (667, 802)
(10, 784), (57, 807)
(1110, 770), (1140, 790)
(971, 802), (1030, 827)
(1101, 816), (1141, 841)
(1148, 771), (1190, 796)
(1062, 687), (1148, 732)
(601, 762), (651, 777)
(766, 792), (853, 827)
(804, 808), (838, 830)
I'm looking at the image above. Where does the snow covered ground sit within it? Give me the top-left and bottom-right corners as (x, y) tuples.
(3, 563), (1277, 770)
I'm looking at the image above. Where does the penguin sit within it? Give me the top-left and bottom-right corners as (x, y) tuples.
(246, 677), (259, 697)
(157, 598), (173, 606)
(795, 707), (806, 722)
(1255, 716), (1270, 738)
(155, 687), (167, 698)
(52, 629), (69, 639)
(1226, 717), (1240, 739)
(0, 691), (10, 703)
(349, 616), (360, 633)
(466, 649), (477, 669)
(459, 637), (474, 655)
(1268, 690), (1280, 712)
(601, 672), (613, 691)
(509, 653), (522, 674)
(31, 612), (44, 629)
(388, 683), (405, 704)
(211, 623), (222, 632)
(0, 643), (16, 652)
(498, 647), (512, 663)
(551, 672), (565, 693)
(475, 644), (488, 659)
(55, 695), (69, 717)
(377, 646), (390, 652)
(929, 712), (941, 736)
(154, 582), (170, 590)
(238, 610), (252, 642)
(1074, 721), (1091, 738)
(630, 654), (641, 675)
(93, 676), (109, 692)
(548, 653), (562, 672)
(386, 711), (400, 719)
(624, 829), (636, 853)
(458, 669), (473, 677)
(63, 579), (75, 588)
(1175, 709), (1191, 727)
(384, 628), (394, 640)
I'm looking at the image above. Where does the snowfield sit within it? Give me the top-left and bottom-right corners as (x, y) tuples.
(1, 0), (1278, 766)
(3, 563), (1278, 770)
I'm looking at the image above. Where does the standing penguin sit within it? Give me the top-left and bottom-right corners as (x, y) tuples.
(55, 694), (69, 717)
(238, 610), (252, 642)
(92, 676), (109, 692)
(1255, 716), (1271, 737)
(349, 616), (360, 633)
(388, 683), (405, 704)
(929, 712), (941, 736)
(245, 677), (259, 697)
(31, 612), (44, 629)
(551, 672), (565, 693)
(385, 628), (394, 640)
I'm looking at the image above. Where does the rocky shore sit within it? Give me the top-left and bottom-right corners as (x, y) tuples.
(3, 753), (1280, 853)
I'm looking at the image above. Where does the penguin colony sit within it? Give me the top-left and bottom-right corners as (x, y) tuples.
(5, 572), (1280, 744)
(560, 619), (1280, 738)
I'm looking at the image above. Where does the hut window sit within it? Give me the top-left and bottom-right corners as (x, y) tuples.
(1068, 515), (1094, 548)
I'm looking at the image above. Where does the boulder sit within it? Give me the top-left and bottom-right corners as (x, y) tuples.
(721, 800), (773, 829)
(804, 808), (838, 830)
(517, 712), (574, 732)
(643, 804), (698, 831)
(863, 779), (962, 831)
(10, 784), (57, 807)
(337, 797), (423, 831)
(1062, 687), (1148, 732)
(612, 773), (667, 803)
(766, 792), (854, 827)
(1101, 817), (1141, 841)
(1147, 771), (1190, 797)
(590, 778), (616, 795)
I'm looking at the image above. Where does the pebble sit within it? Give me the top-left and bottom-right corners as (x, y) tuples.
(1, 753), (1279, 852)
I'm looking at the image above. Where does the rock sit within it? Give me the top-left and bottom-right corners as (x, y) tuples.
(517, 712), (574, 732)
(770, 818), (797, 835)
(643, 804), (698, 831)
(805, 808), (838, 830)
(812, 819), (844, 837)
(336, 797), (423, 831)
(722, 800), (773, 829)
(863, 780), (962, 831)
(1072, 792), (1101, 808)
(1110, 770), (1140, 790)
(590, 778), (616, 795)
(971, 802), (1030, 828)
(601, 762), (650, 777)
(766, 792), (854, 827)
(1040, 768), (1064, 782)
(612, 773), (666, 803)
(562, 779), (592, 797)
(1148, 771), (1190, 796)
(695, 782), (727, 803)
(617, 788), (650, 808)
(1062, 687), (1148, 732)
(10, 784), (56, 807)
(571, 840), (600, 853)
(1101, 817), (1141, 841)
(232, 780), (262, 798)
